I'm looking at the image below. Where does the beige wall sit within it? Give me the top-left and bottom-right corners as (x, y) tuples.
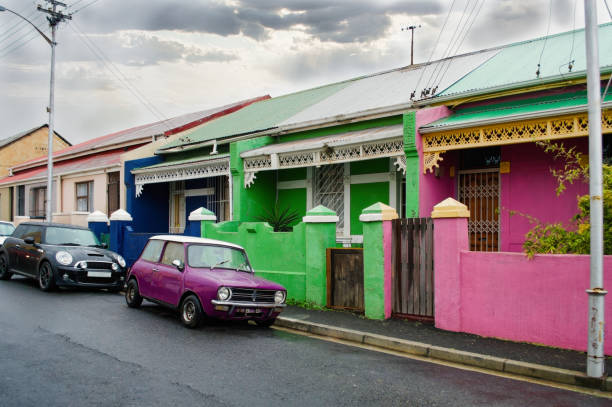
(0, 187), (10, 222)
(0, 127), (70, 179)
(61, 172), (109, 214)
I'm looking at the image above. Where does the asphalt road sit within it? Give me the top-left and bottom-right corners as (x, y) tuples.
(0, 276), (608, 407)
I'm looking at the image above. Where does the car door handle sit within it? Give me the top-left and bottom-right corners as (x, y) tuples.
(15, 244), (21, 248)
(152, 268), (159, 273)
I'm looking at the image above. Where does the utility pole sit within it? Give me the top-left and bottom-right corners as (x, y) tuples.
(584, 0), (606, 378)
(37, 0), (71, 223)
(402, 25), (420, 65)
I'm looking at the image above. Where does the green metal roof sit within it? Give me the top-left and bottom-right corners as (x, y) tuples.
(421, 90), (612, 131)
(159, 81), (351, 152)
(132, 154), (230, 172)
(438, 23), (612, 97)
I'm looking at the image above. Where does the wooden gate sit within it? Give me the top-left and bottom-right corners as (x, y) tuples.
(392, 218), (434, 320)
(326, 248), (364, 312)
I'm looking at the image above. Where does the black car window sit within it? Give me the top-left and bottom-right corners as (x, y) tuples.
(44, 227), (99, 246)
(19, 225), (43, 243)
(140, 240), (164, 263)
(13, 224), (31, 239)
(161, 242), (185, 266)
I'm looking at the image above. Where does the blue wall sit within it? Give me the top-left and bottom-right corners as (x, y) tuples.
(124, 157), (169, 233)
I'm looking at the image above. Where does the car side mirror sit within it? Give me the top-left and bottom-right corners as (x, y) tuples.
(24, 237), (35, 245)
(172, 259), (185, 272)
(101, 242), (108, 249)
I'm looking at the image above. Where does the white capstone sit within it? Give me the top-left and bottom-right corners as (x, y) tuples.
(359, 213), (384, 222)
(87, 210), (109, 223)
(188, 207), (217, 221)
(302, 215), (340, 223)
(110, 209), (133, 222)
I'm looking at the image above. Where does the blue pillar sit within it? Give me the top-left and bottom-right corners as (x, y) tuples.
(87, 211), (109, 243)
(109, 209), (133, 255)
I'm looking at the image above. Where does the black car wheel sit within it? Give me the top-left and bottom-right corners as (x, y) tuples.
(180, 294), (204, 329)
(38, 262), (56, 292)
(255, 317), (276, 328)
(0, 253), (12, 281)
(125, 279), (143, 308)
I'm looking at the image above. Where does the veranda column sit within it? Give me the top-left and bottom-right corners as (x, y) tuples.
(431, 198), (470, 331)
(360, 202), (398, 320)
(303, 205), (338, 306)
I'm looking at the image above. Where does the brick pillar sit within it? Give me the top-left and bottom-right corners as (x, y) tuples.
(360, 202), (398, 320)
(303, 205), (338, 306)
(431, 198), (470, 331)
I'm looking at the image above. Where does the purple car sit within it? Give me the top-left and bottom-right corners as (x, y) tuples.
(125, 235), (287, 328)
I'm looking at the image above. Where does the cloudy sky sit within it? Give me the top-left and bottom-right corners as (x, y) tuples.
(0, 0), (610, 145)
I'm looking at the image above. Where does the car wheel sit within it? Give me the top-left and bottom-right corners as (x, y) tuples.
(38, 262), (56, 292)
(0, 253), (12, 281)
(125, 279), (143, 308)
(255, 317), (276, 328)
(180, 294), (204, 329)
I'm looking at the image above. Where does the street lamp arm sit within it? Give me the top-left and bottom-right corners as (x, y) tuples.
(0, 6), (54, 46)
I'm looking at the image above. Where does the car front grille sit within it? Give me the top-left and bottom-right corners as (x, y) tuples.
(231, 288), (276, 303)
(85, 261), (113, 270)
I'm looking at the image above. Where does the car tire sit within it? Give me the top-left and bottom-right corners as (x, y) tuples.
(179, 294), (204, 329)
(0, 253), (12, 281)
(255, 317), (276, 328)
(38, 262), (56, 292)
(125, 279), (143, 308)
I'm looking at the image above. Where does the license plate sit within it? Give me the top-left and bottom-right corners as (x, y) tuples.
(87, 271), (111, 278)
(238, 308), (260, 314)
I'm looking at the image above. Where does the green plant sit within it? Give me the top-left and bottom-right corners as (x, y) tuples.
(256, 204), (300, 232)
(521, 141), (611, 257)
(286, 298), (327, 310)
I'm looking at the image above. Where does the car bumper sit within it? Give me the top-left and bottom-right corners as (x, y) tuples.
(54, 267), (126, 289)
(209, 300), (285, 320)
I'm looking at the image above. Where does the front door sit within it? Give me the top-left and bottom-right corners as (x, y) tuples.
(457, 169), (500, 251)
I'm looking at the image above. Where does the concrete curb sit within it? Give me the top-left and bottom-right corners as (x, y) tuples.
(276, 317), (612, 392)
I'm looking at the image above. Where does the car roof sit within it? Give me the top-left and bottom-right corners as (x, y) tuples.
(17, 221), (89, 231)
(150, 235), (244, 250)
(0, 221), (14, 226)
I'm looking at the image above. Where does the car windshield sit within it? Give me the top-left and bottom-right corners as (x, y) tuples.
(44, 227), (100, 246)
(0, 223), (14, 236)
(187, 244), (252, 271)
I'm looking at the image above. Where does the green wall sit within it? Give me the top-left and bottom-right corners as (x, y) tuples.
(403, 112), (419, 217)
(350, 182), (389, 235)
(278, 188), (307, 222)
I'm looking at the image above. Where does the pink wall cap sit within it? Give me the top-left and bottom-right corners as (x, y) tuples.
(188, 207), (217, 221)
(87, 210), (109, 223)
(359, 202), (399, 222)
(431, 198), (470, 219)
(109, 209), (133, 222)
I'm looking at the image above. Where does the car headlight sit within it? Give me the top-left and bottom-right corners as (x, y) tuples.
(56, 251), (73, 266)
(115, 255), (126, 268)
(274, 290), (286, 304)
(111, 263), (120, 272)
(217, 286), (232, 301)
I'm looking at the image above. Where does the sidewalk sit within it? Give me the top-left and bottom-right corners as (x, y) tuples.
(277, 305), (612, 390)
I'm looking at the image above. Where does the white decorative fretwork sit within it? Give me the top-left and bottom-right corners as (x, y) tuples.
(243, 137), (404, 175)
(244, 171), (257, 188)
(133, 158), (230, 197)
(394, 156), (407, 175)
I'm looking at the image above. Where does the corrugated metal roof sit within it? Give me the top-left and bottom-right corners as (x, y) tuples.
(438, 23), (612, 97)
(241, 125), (403, 158)
(279, 50), (498, 127)
(159, 82), (351, 151)
(132, 153), (230, 173)
(420, 90), (612, 131)
(0, 151), (122, 185)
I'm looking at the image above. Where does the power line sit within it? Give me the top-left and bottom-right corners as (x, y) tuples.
(70, 0), (104, 15)
(536, 0), (554, 78)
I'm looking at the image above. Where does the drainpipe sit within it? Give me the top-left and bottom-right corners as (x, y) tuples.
(584, 0), (606, 379)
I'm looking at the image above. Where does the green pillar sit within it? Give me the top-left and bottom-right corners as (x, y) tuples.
(403, 112), (419, 217)
(361, 202), (398, 319)
(303, 205), (338, 306)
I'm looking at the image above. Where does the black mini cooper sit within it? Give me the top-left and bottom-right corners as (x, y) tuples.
(0, 222), (127, 291)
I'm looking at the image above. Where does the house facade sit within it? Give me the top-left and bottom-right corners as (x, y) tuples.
(0, 125), (71, 221)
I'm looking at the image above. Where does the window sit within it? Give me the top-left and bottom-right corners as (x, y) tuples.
(187, 244), (250, 271)
(31, 187), (46, 218)
(140, 240), (165, 263)
(44, 227), (99, 246)
(161, 242), (185, 266)
(17, 185), (25, 217)
(15, 225), (43, 243)
(76, 181), (93, 212)
(107, 172), (120, 214)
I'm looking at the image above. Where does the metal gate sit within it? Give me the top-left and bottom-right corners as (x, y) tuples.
(326, 248), (364, 312)
(392, 218), (434, 320)
(457, 169), (500, 251)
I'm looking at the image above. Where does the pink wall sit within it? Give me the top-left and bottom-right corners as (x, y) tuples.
(500, 140), (588, 251)
(454, 251), (612, 354)
(415, 107), (455, 218)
